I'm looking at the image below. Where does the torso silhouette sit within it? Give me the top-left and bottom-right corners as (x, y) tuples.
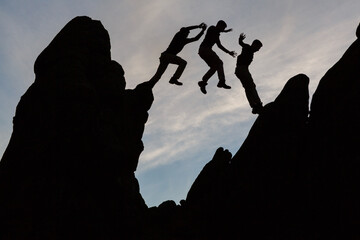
(237, 43), (254, 67)
(164, 29), (190, 55)
(200, 26), (220, 49)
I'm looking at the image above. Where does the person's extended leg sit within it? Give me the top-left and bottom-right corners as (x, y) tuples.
(201, 50), (230, 90)
(198, 48), (230, 94)
(244, 81), (262, 109)
(235, 66), (262, 113)
(198, 47), (215, 94)
(169, 56), (187, 85)
(216, 61), (231, 89)
(202, 68), (217, 82)
(195, 67), (214, 94)
(148, 53), (170, 88)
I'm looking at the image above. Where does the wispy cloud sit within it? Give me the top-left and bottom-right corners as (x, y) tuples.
(137, 6), (360, 178)
(138, 83), (255, 172)
(1, 0), (359, 207)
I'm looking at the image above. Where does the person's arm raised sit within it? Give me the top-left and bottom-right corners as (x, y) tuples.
(184, 22), (206, 31)
(187, 23), (207, 43)
(238, 33), (247, 47)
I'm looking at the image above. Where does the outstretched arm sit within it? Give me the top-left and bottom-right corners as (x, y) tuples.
(216, 40), (237, 57)
(238, 33), (247, 47)
(186, 23), (207, 43)
(184, 22), (206, 31)
(223, 28), (233, 33)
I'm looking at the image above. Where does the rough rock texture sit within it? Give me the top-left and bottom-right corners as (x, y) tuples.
(0, 16), (153, 240)
(307, 22), (360, 238)
(179, 23), (360, 240)
(182, 74), (310, 239)
(0, 16), (359, 240)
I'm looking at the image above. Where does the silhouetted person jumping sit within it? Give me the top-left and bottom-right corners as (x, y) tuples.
(198, 20), (236, 94)
(235, 33), (263, 114)
(148, 23), (207, 88)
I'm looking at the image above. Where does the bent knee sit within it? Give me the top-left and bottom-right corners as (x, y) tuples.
(213, 59), (223, 69)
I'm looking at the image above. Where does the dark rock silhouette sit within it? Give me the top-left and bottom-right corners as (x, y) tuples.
(1, 16), (360, 240)
(306, 21), (360, 238)
(182, 73), (310, 239)
(180, 23), (360, 239)
(0, 16), (152, 240)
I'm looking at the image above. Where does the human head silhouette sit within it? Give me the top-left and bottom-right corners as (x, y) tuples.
(216, 20), (227, 31)
(251, 39), (263, 52)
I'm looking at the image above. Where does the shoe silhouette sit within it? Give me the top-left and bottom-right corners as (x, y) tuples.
(169, 78), (183, 86)
(217, 82), (231, 89)
(198, 81), (207, 94)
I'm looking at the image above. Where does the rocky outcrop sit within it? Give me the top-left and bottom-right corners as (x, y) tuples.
(306, 22), (360, 238)
(181, 74), (310, 239)
(179, 23), (360, 239)
(0, 16), (359, 240)
(0, 16), (153, 240)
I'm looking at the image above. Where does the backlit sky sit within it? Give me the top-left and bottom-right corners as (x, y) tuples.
(0, 0), (359, 207)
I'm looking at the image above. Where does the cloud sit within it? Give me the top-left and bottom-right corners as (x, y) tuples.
(138, 83), (255, 172)
(1, 0), (360, 207)
(137, 8), (360, 175)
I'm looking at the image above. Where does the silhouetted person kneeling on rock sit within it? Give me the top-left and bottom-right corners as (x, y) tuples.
(235, 33), (263, 114)
(148, 23), (207, 88)
(198, 20), (236, 94)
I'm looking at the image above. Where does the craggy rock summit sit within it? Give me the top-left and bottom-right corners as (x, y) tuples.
(307, 22), (360, 237)
(180, 74), (310, 239)
(0, 16), (153, 239)
(181, 23), (360, 239)
(150, 23), (360, 239)
(0, 16), (359, 239)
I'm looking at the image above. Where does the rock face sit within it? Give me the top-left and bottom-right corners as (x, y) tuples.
(179, 23), (360, 239)
(0, 16), (359, 240)
(307, 22), (360, 238)
(0, 16), (153, 240)
(182, 74), (310, 239)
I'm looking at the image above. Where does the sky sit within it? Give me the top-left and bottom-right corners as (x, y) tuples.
(0, 0), (359, 207)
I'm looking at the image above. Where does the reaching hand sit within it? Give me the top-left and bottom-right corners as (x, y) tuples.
(229, 51), (237, 57)
(239, 33), (246, 41)
(199, 23), (207, 30)
(224, 28), (233, 33)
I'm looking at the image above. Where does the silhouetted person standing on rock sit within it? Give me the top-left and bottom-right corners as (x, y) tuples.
(198, 20), (236, 94)
(235, 33), (263, 114)
(148, 23), (207, 88)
